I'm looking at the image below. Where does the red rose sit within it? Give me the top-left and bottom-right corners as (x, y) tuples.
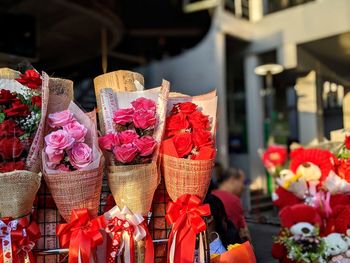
(31, 95), (42, 108)
(345, 136), (350, 150)
(0, 137), (23, 160)
(0, 89), (17, 104)
(172, 132), (193, 158)
(0, 161), (25, 173)
(16, 69), (42, 89)
(188, 111), (210, 130)
(171, 102), (197, 115)
(0, 120), (24, 137)
(166, 112), (190, 136)
(336, 158), (350, 182)
(4, 101), (29, 117)
(192, 129), (213, 148)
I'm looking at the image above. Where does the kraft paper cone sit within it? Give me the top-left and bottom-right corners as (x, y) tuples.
(0, 171), (41, 218)
(93, 70), (144, 133)
(45, 77), (74, 134)
(43, 161), (103, 222)
(108, 162), (159, 216)
(162, 154), (214, 201)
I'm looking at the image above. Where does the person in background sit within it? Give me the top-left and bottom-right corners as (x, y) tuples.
(204, 194), (241, 256)
(212, 167), (251, 242)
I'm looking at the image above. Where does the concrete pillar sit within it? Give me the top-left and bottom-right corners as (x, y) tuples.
(249, 0), (264, 22)
(295, 71), (319, 144)
(244, 54), (266, 192)
(215, 29), (230, 169)
(277, 43), (297, 69)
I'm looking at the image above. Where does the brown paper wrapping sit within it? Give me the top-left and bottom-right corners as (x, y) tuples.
(94, 70), (143, 133)
(162, 154), (214, 201)
(108, 162), (159, 216)
(43, 162), (103, 222)
(0, 171), (41, 218)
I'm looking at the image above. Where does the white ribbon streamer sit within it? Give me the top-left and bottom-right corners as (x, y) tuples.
(104, 205), (147, 263)
(0, 219), (18, 263)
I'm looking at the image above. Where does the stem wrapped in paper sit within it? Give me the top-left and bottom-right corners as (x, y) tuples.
(99, 80), (169, 216)
(161, 91), (217, 201)
(43, 102), (104, 222)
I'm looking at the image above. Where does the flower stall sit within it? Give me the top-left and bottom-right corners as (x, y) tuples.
(0, 68), (254, 263)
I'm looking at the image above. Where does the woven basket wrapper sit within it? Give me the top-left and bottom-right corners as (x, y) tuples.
(108, 162), (159, 216)
(0, 171), (41, 218)
(43, 161), (103, 222)
(162, 154), (214, 201)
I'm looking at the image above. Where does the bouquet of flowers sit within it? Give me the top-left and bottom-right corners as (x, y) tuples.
(98, 80), (169, 216)
(42, 102), (103, 222)
(211, 242), (256, 263)
(275, 228), (326, 263)
(0, 67), (49, 262)
(161, 91), (217, 201)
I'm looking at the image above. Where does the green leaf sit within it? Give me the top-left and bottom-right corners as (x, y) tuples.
(19, 133), (30, 140)
(0, 112), (5, 124)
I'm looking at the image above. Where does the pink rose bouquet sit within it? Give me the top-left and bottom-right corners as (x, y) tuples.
(42, 102), (103, 222)
(98, 81), (169, 216)
(44, 110), (90, 170)
(99, 97), (157, 165)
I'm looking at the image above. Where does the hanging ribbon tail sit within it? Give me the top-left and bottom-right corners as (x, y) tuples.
(166, 194), (211, 263)
(141, 222), (154, 263)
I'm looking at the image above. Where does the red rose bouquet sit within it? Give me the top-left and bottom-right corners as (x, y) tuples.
(161, 91), (217, 201)
(42, 102), (103, 222)
(0, 67), (49, 263)
(98, 81), (169, 216)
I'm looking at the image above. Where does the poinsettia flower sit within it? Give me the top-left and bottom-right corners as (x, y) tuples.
(16, 69), (42, 89)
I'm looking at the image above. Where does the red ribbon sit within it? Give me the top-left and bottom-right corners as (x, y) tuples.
(57, 209), (105, 263)
(165, 194), (211, 263)
(0, 216), (40, 263)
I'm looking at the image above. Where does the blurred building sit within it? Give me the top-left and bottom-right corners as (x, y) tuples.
(137, 0), (350, 208)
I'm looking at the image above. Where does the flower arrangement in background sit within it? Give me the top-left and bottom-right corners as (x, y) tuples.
(261, 145), (288, 175)
(44, 109), (91, 171)
(162, 102), (215, 160)
(0, 69), (42, 172)
(99, 97), (157, 164)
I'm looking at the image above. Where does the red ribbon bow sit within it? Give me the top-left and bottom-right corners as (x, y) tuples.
(57, 209), (105, 263)
(165, 194), (211, 263)
(0, 216), (40, 263)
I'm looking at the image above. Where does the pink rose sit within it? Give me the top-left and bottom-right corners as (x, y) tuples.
(98, 133), (120, 151)
(119, 130), (139, 144)
(45, 146), (64, 168)
(63, 121), (87, 142)
(48, 110), (75, 128)
(134, 136), (157, 157)
(133, 110), (156, 129)
(113, 108), (134, 125)
(113, 143), (138, 163)
(45, 130), (75, 150)
(68, 143), (92, 169)
(131, 97), (156, 112)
